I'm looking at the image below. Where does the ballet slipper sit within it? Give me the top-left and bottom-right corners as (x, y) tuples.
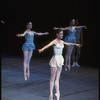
(65, 67), (68, 71)
(64, 65), (68, 71)
(55, 93), (60, 100)
(65, 65), (71, 72)
(55, 93), (57, 96)
(24, 73), (28, 81)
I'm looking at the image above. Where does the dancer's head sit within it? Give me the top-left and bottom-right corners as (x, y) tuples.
(26, 22), (32, 29)
(75, 19), (79, 26)
(70, 19), (75, 26)
(55, 29), (63, 39)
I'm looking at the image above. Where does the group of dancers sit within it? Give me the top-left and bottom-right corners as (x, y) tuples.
(16, 19), (87, 100)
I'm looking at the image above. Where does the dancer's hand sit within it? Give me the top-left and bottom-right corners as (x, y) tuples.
(38, 49), (44, 53)
(84, 26), (87, 29)
(16, 34), (20, 37)
(76, 44), (80, 47)
(80, 43), (83, 47)
(53, 27), (58, 30)
(45, 32), (49, 35)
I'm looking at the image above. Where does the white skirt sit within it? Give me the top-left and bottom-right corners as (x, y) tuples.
(49, 55), (64, 67)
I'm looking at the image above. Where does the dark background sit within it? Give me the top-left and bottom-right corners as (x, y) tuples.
(1, 0), (98, 66)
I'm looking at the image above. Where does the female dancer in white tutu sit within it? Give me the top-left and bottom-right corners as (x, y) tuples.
(38, 29), (80, 100)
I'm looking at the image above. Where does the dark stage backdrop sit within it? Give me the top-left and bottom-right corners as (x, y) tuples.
(1, 0), (98, 66)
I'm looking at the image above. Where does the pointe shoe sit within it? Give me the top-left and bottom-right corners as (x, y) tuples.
(55, 93), (60, 100)
(65, 65), (70, 72)
(65, 67), (67, 71)
(65, 65), (68, 71)
(55, 93), (57, 96)
(24, 74), (28, 81)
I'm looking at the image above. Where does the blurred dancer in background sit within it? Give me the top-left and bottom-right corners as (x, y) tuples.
(54, 19), (87, 71)
(71, 19), (86, 67)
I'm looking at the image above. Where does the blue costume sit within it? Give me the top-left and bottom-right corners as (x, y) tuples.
(64, 29), (76, 43)
(22, 33), (35, 51)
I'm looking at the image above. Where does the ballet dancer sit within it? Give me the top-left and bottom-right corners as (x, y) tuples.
(54, 19), (87, 71)
(72, 19), (85, 67)
(38, 29), (80, 100)
(16, 21), (49, 81)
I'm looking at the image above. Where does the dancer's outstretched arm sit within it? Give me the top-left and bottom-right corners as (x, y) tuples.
(16, 31), (27, 37)
(53, 26), (70, 31)
(62, 41), (80, 47)
(54, 25), (87, 30)
(38, 40), (55, 53)
(33, 31), (49, 36)
(74, 25), (87, 29)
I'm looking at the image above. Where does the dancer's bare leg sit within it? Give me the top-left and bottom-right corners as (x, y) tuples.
(55, 67), (62, 100)
(65, 45), (71, 71)
(65, 45), (73, 71)
(67, 45), (73, 70)
(49, 67), (57, 100)
(23, 51), (29, 80)
(27, 50), (33, 79)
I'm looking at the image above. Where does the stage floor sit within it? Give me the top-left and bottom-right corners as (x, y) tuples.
(1, 56), (99, 100)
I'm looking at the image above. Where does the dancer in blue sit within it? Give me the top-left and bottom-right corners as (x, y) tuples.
(54, 19), (87, 71)
(16, 21), (49, 80)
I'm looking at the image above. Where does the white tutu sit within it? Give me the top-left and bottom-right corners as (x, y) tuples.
(49, 55), (64, 67)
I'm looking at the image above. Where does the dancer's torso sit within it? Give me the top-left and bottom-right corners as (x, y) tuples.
(53, 43), (64, 55)
(67, 27), (76, 37)
(25, 33), (34, 43)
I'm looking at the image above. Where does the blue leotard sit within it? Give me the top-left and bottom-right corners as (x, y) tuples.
(64, 29), (76, 43)
(22, 33), (35, 51)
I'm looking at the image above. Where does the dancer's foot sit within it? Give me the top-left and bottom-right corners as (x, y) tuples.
(55, 93), (60, 100)
(64, 65), (68, 71)
(65, 65), (70, 72)
(75, 62), (80, 67)
(65, 67), (67, 71)
(24, 73), (28, 81)
(55, 93), (57, 96)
